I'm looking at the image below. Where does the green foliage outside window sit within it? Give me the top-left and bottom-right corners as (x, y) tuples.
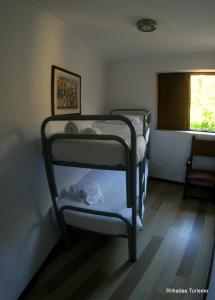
(190, 75), (215, 131)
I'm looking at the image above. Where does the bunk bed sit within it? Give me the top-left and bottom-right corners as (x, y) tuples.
(41, 109), (151, 261)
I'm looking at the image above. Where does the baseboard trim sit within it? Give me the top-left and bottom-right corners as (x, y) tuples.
(149, 176), (184, 185)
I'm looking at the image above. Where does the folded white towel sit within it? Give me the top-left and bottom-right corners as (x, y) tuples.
(65, 121), (96, 134)
(81, 127), (101, 135)
(68, 182), (104, 205)
(84, 182), (104, 205)
(64, 121), (79, 134)
(68, 185), (87, 202)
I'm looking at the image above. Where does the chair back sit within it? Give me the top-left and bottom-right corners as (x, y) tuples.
(191, 136), (215, 158)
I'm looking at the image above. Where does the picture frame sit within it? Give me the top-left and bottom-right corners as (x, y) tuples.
(51, 65), (81, 115)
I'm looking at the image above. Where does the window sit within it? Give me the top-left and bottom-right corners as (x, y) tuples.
(157, 73), (215, 132)
(190, 75), (215, 131)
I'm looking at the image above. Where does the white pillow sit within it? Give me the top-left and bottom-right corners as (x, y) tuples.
(122, 114), (142, 125)
(103, 114), (143, 126)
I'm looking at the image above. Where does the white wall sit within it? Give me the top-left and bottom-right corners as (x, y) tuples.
(107, 53), (215, 182)
(0, 1), (106, 299)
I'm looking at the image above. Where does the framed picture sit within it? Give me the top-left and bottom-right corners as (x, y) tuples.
(51, 65), (81, 115)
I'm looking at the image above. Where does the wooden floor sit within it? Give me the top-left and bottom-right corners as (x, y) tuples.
(22, 180), (215, 300)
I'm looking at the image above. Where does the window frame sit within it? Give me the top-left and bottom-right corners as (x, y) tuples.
(157, 72), (215, 133)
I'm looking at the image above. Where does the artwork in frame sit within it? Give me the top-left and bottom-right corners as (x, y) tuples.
(51, 65), (81, 115)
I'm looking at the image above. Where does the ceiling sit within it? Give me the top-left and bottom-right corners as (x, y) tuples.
(35, 0), (215, 60)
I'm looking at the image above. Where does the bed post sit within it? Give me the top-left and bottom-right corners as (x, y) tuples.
(138, 159), (145, 220)
(41, 119), (72, 248)
(130, 123), (137, 261)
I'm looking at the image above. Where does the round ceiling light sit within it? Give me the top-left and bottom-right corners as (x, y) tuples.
(137, 19), (157, 32)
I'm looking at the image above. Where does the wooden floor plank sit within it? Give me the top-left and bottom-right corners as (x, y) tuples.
(150, 202), (199, 296)
(154, 185), (183, 238)
(183, 251), (211, 300)
(198, 203), (215, 256)
(177, 203), (206, 278)
(89, 257), (133, 300)
(68, 269), (108, 300)
(35, 235), (95, 286)
(109, 235), (163, 300)
(128, 227), (180, 300)
(42, 236), (107, 294)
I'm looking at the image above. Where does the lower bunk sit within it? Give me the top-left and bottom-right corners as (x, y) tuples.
(51, 168), (147, 236)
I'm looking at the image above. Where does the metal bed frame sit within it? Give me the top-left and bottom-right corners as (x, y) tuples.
(41, 109), (151, 261)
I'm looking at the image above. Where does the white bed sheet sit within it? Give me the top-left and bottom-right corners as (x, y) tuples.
(51, 121), (148, 166)
(93, 120), (144, 136)
(51, 169), (144, 236)
(52, 136), (145, 166)
(93, 120), (150, 147)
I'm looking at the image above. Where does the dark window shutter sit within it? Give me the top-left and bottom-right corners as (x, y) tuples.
(157, 73), (190, 130)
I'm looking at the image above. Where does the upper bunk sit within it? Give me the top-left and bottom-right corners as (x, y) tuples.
(41, 109), (151, 170)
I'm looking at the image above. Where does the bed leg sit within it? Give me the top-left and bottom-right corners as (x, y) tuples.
(131, 228), (137, 262)
(139, 162), (144, 219)
(126, 170), (131, 207)
(58, 213), (72, 248)
(183, 182), (188, 199)
(128, 228), (133, 261)
(128, 227), (137, 262)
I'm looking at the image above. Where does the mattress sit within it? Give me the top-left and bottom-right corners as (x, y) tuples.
(51, 169), (144, 236)
(93, 120), (150, 144)
(51, 121), (149, 167)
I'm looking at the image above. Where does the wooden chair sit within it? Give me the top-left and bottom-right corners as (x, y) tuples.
(183, 136), (215, 200)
